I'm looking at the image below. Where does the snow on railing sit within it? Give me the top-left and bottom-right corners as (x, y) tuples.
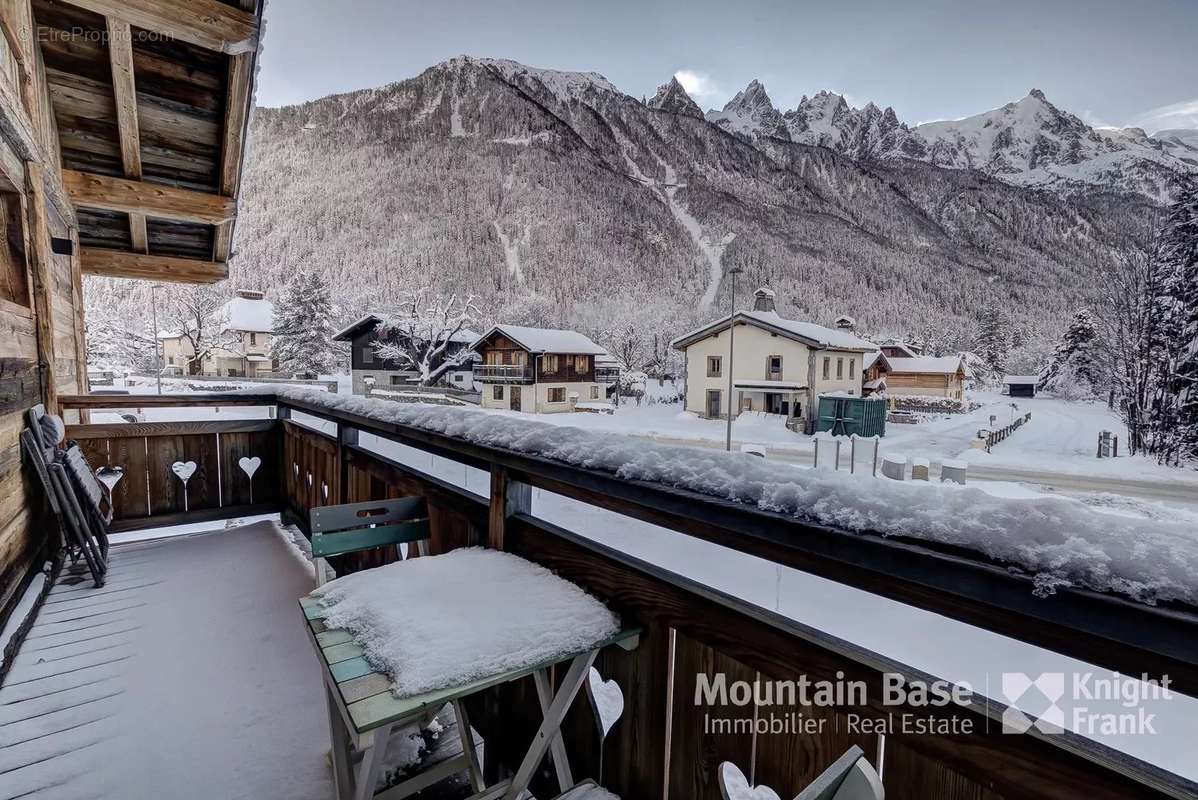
(262, 387), (1198, 607)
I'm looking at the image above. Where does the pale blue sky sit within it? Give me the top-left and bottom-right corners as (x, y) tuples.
(257, 0), (1198, 132)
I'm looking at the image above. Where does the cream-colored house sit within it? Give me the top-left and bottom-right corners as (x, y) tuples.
(670, 288), (877, 429)
(160, 290), (276, 377)
(471, 325), (614, 414)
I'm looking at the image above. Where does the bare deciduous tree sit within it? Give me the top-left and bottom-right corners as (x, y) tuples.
(374, 290), (480, 385)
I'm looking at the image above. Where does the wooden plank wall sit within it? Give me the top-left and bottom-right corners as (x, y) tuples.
(0, 0), (82, 620)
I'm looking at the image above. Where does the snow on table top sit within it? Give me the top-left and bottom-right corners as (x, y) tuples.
(311, 548), (621, 698)
(264, 388), (1198, 607)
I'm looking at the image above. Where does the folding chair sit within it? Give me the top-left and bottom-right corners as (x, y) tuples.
(719, 745), (884, 800)
(20, 427), (106, 588)
(308, 496), (431, 588)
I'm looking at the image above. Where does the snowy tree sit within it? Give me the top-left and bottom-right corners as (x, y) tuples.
(373, 290), (480, 385)
(1150, 182), (1198, 465)
(160, 285), (239, 375)
(1095, 217), (1176, 457)
(272, 270), (338, 377)
(1038, 309), (1100, 397)
(971, 307), (1009, 386)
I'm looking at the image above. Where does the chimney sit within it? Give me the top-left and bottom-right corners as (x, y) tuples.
(834, 315), (856, 331)
(752, 287), (776, 313)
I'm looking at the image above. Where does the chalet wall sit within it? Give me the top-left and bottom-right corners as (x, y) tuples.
(0, 6), (84, 619)
(885, 372), (964, 399)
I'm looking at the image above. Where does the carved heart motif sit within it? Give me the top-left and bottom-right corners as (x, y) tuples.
(718, 762), (781, 800)
(238, 456), (261, 479)
(171, 461), (197, 482)
(586, 667), (624, 739)
(95, 466), (124, 491)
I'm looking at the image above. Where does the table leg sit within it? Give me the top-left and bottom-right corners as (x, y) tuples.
(503, 651), (597, 800)
(452, 699), (486, 793)
(533, 669), (574, 791)
(354, 726), (392, 800)
(325, 683), (354, 800)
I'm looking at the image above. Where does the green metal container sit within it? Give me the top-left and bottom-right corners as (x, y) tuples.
(816, 394), (887, 437)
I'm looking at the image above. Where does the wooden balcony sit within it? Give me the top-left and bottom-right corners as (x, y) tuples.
(5, 392), (1197, 800)
(473, 364), (535, 384)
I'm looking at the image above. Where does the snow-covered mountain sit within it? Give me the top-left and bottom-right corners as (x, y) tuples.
(702, 80), (1195, 202)
(226, 56), (1167, 348)
(648, 77), (702, 119)
(706, 80), (788, 139)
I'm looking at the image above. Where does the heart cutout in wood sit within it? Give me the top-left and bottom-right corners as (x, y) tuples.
(95, 466), (124, 491)
(172, 461), (197, 482)
(718, 762), (782, 800)
(238, 456), (261, 479)
(586, 666), (624, 739)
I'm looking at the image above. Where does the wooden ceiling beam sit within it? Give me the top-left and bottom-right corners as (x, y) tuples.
(63, 168), (236, 224)
(62, 0), (258, 55)
(104, 17), (148, 253)
(213, 48), (253, 261)
(80, 247), (228, 284)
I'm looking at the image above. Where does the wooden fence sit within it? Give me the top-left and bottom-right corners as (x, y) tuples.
(56, 394), (1198, 800)
(984, 412), (1033, 452)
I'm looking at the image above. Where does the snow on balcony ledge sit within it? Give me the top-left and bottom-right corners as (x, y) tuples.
(254, 387), (1198, 608)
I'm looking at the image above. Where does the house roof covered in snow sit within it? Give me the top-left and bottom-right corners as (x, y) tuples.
(218, 292), (274, 333)
(1003, 374), (1039, 384)
(862, 350), (891, 372)
(332, 313), (479, 346)
(670, 310), (878, 352)
(886, 356), (967, 375)
(879, 340), (919, 358)
(472, 325), (607, 355)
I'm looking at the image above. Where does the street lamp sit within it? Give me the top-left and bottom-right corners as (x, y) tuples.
(725, 265), (743, 451)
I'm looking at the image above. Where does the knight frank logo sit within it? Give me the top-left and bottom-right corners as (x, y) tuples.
(1001, 672), (1065, 734)
(1000, 671), (1172, 735)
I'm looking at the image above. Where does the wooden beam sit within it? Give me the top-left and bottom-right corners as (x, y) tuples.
(62, 0), (258, 55)
(23, 163), (58, 411)
(80, 247), (228, 284)
(104, 17), (149, 253)
(213, 49), (253, 261)
(63, 169), (237, 224)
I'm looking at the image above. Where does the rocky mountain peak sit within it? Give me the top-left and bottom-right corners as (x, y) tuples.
(706, 79), (788, 140)
(648, 76), (703, 118)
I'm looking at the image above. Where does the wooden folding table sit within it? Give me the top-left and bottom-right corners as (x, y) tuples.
(300, 594), (638, 800)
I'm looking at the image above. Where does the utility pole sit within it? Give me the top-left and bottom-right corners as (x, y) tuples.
(725, 266), (742, 451)
(150, 283), (162, 395)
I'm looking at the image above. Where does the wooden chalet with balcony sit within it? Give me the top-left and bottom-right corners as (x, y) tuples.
(470, 324), (613, 413)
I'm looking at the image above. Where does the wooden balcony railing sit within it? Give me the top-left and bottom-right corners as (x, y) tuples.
(473, 364), (535, 383)
(55, 393), (1198, 800)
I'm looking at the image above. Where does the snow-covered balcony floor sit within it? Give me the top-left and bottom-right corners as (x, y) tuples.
(0, 522), (333, 800)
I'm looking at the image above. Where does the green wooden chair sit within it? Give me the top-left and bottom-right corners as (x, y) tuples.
(308, 497), (431, 587)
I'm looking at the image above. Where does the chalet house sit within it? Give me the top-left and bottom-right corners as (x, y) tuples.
(861, 350), (891, 396)
(884, 354), (969, 400)
(160, 290), (276, 377)
(333, 313), (480, 395)
(670, 288), (877, 428)
(470, 325), (615, 413)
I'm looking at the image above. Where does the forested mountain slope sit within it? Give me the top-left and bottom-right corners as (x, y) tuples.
(219, 57), (1162, 344)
